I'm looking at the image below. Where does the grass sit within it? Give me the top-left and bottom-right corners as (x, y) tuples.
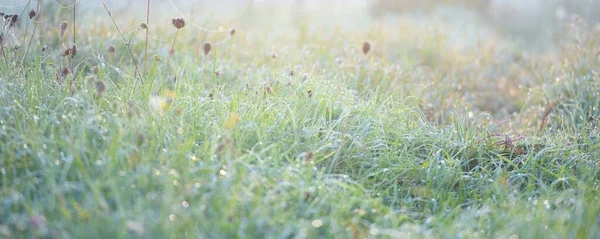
(0, 1), (599, 238)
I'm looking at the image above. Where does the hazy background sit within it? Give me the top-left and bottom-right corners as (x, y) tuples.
(1, 0), (599, 50)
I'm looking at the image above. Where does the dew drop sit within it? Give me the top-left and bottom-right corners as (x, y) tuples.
(312, 219), (323, 228)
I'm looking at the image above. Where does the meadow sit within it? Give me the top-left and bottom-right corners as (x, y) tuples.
(0, 0), (599, 238)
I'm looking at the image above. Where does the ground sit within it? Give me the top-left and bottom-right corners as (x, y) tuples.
(0, 0), (599, 238)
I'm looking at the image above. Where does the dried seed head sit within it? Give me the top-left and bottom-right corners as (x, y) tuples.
(154, 54), (162, 61)
(60, 21), (69, 37)
(307, 89), (313, 98)
(140, 22), (148, 29)
(289, 70), (295, 76)
(169, 48), (175, 56)
(63, 48), (72, 57)
(172, 18), (185, 29)
(304, 151), (313, 163)
(28, 10), (36, 19)
(229, 28), (236, 37)
(106, 45), (115, 53)
(9, 14), (17, 27)
(60, 67), (70, 77)
(96, 80), (106, 94)
(92, 65), (100, 73)
(271, 52), (277, 60)
(265, 85), (273, 95)
(362, 41), (371, 55)
(71, 44), (77, 57)
(41, 45), (48, 52)
(203, 42), (212, 55)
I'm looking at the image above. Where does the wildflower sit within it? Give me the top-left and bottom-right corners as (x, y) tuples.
(172, 18), (185, 29)
(28, 10), (36, 19)
(60, 21), (69, 37)
(362, 41), (371, 55)
(106, 45), (115, 53)
(203, 42), (212, 55)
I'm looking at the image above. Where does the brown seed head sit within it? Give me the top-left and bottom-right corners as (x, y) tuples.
(169, 48), (175, 56)
(307, 89), (313, 98)
(172, 18), (185, 29)
(60, 21), (68, 37)
(271, 52), (277, 60)
(71, 44), (78, 57)
(154, 54), (162, 61)
(28, 10), (36, 19)
(304, 151), (313, 163)
(203, 42), (212, 55)
(92, 65), (100, 73)
(63, 48), (72, 57)
(265, 85), (273, 95)
(60, 67), (70, 77)
(106, 45), (115, 53)
(96, 80), (106, 94)
(229, 28), (236, 37)
(140, 22), (148, 30)
(9, 15), (17, 27)
(362, 41), (371, 55)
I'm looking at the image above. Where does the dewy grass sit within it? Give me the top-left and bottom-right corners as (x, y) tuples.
(0, 1), (599, 238)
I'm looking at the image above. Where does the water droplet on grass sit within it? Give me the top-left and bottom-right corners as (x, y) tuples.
(311, 219), (323, 228)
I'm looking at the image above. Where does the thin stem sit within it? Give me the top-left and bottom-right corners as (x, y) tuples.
(143, 0), (150, 75)
(70, 0), (76, 92)
(165, 29), (178, 71)
(99, 0), (142, 80)
(19, 0), (32, 71)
